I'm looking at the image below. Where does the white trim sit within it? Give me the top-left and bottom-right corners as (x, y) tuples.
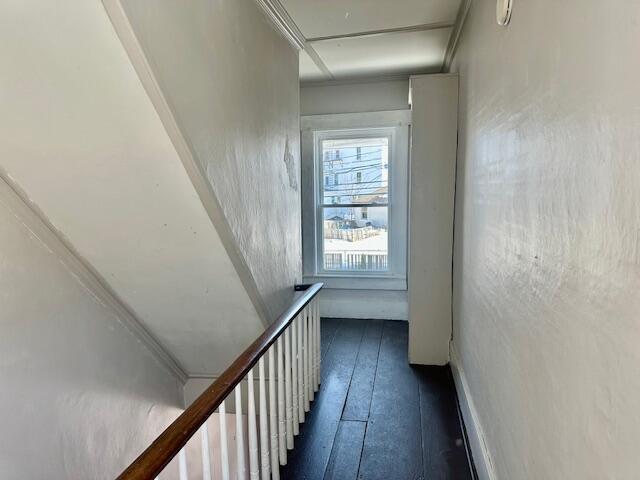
(253, 0), (305, 50)
(306, 21), (454, 43)
(443, 0), (473, 72)
(303, 275), (406, 291)
(103, 0), (271, 327)
(300, 73), (412, 88)
(0, 171), (188, 384)
(301, 110), (412, 129)
(252, 0), (334, 82)
(450, 346), (498, 480)
(313, 128), (395, 277)
(301, 111), (411, 289)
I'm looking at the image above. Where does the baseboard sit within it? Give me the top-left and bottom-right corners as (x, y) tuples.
(450, 346), (498, 480)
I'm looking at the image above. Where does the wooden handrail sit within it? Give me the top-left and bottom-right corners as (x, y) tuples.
(117, 283), (323, 480)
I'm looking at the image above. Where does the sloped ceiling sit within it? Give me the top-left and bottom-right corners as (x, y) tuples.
(277, 0), (464, 82)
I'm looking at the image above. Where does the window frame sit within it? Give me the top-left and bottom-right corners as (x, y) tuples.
(301, 110), (411, 291)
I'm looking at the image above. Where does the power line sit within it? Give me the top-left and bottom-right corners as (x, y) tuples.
(324, 180), (387, 189)
(327, 164), (385, 175)
(322, 148), (385, 163)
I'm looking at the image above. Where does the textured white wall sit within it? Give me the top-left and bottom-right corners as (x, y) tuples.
(0, 0), (264, 376)
(451, 1), (640, 478)
(0, 188), (182, 480)
(121, 0), (303, 320)
(301, 79), (410, 116)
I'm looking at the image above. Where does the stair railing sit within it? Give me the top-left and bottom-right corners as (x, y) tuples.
(117, 283), (324, 480)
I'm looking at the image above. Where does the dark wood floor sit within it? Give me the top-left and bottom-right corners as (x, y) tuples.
(281, 318), (474, 480)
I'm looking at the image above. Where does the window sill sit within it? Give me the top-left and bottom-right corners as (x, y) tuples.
(303, 274), (407, 291)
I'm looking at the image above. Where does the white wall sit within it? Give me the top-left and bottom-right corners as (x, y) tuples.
(451, 1), (640, 478)
(319, 289), (408, 320)
(0, 0), (265, 377)
(120, 0), (303, 320)
(301, 78), (410, 116)
(0, 182), (182, 479)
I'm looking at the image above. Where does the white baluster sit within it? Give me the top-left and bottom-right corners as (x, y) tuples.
(219, 400), (230, 480)
(201, 422), (212, 480)
(269, 346), (281, 478)
(259, 358), (270, 479)
(178, 447), (188, 480)
(296, 314), (304, 423)
(304, 307), (310, 411)
(247, 369), (259, 480)
(312, 299), (317, 391)
(277, 337), (287, 464)
(308, 305), (315, 403)
(315, 299), (321, 388)
(284, 327), (293, 449)
(235, 385), (246, 480)
(291, 318), (299, 435)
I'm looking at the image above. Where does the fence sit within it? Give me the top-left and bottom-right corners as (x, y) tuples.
(324, 251), (388, 271)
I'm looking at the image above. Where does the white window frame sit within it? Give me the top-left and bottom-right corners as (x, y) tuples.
(301, 110), (411, 291)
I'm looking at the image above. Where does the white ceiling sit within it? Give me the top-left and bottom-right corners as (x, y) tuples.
(277, 0), (464, 83)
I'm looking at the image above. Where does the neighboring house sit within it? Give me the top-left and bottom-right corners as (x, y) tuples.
(323, 145), (388, 229)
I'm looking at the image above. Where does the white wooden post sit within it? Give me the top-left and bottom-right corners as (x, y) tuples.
(201, 422), (212, 480)
(268, 346), (281, 478)
(296, 314), (304, 423)
(304, 306), (311, 411)
(291, 318), (299, 435)
(284, 328), (293, 449)
(309, 305), (315, 403)
(312, 299), (316, 390)
(219, 400), (230, 480)
(247, 369), (259, 480)
(315, 299), (321, 388)
(235, 384), (246, 480)
(277, 337), (287, 464)
(178, 448), (188, 480)
(259, 358), (270, 479)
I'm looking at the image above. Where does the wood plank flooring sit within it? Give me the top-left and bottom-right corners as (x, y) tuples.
(281, 318), (473, 480)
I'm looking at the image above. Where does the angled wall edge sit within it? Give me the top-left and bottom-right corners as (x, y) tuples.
(443, 0), (473, 71)
(0, 171), (188, 384)
(253, 0), (306, 50)
(102, 0), (271, 327)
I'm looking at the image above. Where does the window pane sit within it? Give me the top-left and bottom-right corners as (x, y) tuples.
(321, 138), (389, 205)
(322, 206), (388, 272)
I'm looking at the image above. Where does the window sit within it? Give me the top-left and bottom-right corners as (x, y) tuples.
(301, 111), (410, 289)
(319, 136), (389, 273)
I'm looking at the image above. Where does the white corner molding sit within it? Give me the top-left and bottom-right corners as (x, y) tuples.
(252, 0), (334, 82)
(0, 171), (189, 384)
(253, 0), (306, 50)
(103, 0), (271, 328)
(496, 0), (513, 26)
(443, 0), (473, 72)
(450, 346), (498, 480)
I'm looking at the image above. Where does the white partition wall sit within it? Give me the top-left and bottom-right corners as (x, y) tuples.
(408, 74), (459, 366)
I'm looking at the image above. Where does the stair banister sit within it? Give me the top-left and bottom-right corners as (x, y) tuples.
(117, 283), (323, 480)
